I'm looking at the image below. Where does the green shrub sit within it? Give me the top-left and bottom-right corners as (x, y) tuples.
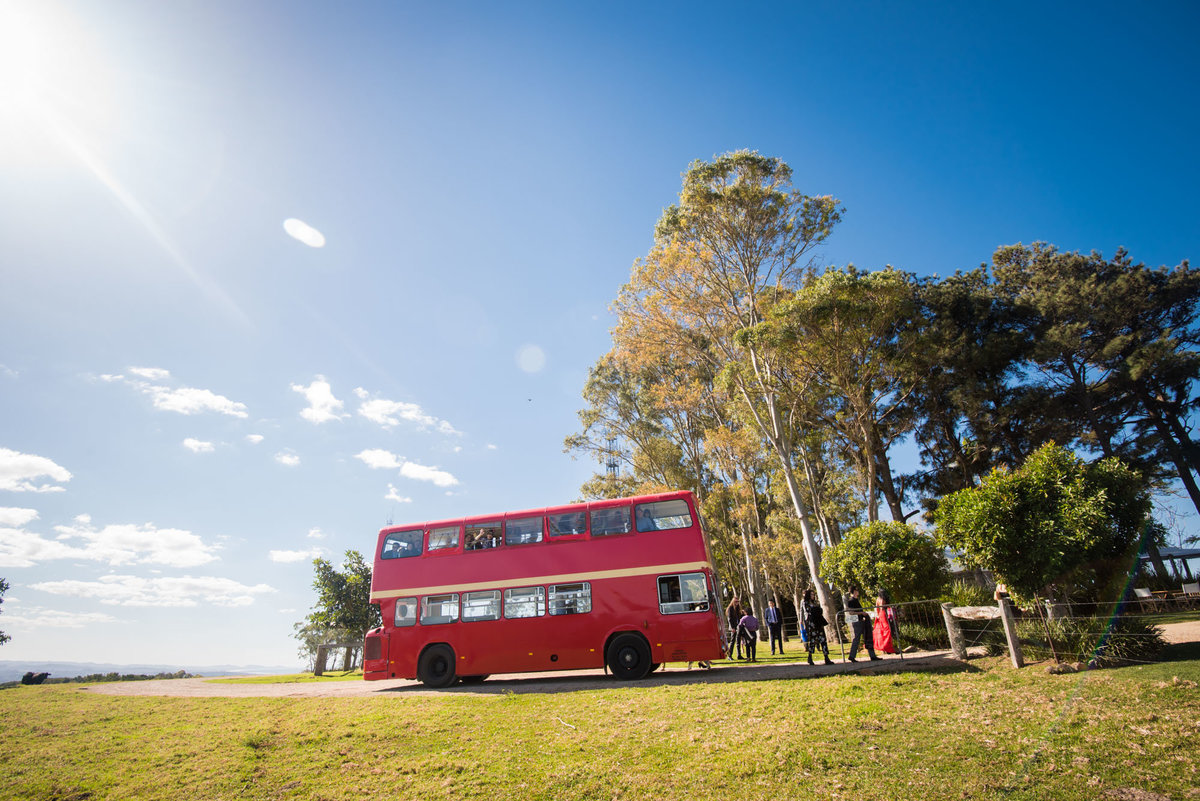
(941, 579), (995, 608)
(996, 615), (1167, 666)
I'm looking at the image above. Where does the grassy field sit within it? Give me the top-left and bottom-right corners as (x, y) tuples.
(2, 650), (1197, 801)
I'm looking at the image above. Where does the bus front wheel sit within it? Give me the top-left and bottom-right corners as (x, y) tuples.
(417, 644), (457, 688)
(607, 633), (652, 680)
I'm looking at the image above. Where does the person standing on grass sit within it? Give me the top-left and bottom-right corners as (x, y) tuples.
(726, 596), (744, 659)
(738, 605), (759, 662)
(844, 587), (880, 663)
(765, 597), (784, 655)
(802, 588), (832, 665)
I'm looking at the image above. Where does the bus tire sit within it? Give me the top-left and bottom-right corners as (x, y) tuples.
(606, 633), (652, 680)
(417, 644), (457, 688)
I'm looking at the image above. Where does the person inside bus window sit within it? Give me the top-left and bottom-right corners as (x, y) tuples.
(636, 507), (657, 532)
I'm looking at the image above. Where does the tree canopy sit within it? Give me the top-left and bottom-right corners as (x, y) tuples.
(569, 151), (1191, 614)
(933, 444), (1150, 602)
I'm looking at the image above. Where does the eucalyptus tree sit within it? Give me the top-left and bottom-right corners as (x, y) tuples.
(745, 266), (923, 522)
(611, 150), (845, 624)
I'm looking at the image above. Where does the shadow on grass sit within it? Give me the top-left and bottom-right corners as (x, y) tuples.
(1158, 641), (1200, 662)
(379, 651), (982, 696)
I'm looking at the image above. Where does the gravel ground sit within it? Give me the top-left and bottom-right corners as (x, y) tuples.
(82, 621), (1199, 699)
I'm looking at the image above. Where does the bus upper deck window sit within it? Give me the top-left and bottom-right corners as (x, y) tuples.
(465, 523), (501, 551)
(382, 530), (423, 559)
(428, 525), (460, 551)
(634, 499), (693, 532)
(591, 506), (631, 536)
(505, 516), (544, 545)
(548, 511), (586, 537)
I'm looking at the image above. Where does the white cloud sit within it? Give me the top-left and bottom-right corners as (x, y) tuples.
(355, 448), (402, 470)
(486, 443), (498, 450)
(399, 461), (458, 488)
(0, 447), (71, 492)
(2, 603), (118, 629)
(245, 434), (264, 444)
(147, 385), (248, 418)
(107, 370), (248, 418)
(355, 449), (458, 488)
(291, 376), (348, 423)
(353, 387), (460, 435)
(30, 574), (276, 607)
(385, 483), (412, 503)
(74, 513), (91, 524)
(183, 438), (214, 453)
(0, 526), (82, 567)
(275, 451), (300, 467)
(0, 364), (17, 379)
(51, 520), (220, 568)
(129, 366), (171, 380)
(306, 527), (325, 540)
(0, 507), (38, 527)
(269, 547), (324, 563)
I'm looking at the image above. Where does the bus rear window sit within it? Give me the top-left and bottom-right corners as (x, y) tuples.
(382, 530), (422, 559)
(635, 499), (693, 532)
(428, 525), (460, 551)
(658, 572), (710, 614)
(547, 511), (586, 537)
(591, 506), (631, 536)
(505, 516), (544, 545)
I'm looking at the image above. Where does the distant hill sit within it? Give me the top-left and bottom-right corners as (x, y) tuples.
(0, 660), (302, 684)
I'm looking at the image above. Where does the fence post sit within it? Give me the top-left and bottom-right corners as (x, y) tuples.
(940, 603), (968, 660)
(314, 644), (328, 676)
(997, 597), (1025, 669)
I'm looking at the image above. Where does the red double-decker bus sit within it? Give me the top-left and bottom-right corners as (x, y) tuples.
(363, 490), (725, 687)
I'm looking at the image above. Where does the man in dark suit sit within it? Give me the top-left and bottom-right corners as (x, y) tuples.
(844, 587), (879, 663)
(765, 598), (784, 655)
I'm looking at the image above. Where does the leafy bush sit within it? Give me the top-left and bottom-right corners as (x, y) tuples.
(820, 521), (950, 601)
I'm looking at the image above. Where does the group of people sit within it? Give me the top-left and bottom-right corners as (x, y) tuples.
(724, 587), (899, 665)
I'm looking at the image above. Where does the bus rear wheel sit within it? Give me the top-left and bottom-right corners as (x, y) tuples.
(417, 644), (457, 688)
(607, 633), (652, 680)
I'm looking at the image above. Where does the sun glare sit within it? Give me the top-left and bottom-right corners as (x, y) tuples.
(0, 0), (118, 163)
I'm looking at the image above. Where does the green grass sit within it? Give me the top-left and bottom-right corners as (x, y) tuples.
(1, 655), (1197, 801)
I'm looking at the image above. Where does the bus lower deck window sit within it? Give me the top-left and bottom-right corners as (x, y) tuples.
(504, 586), (545, 618)
(394, 597), (418, 627)
(421, 593), (459, 625)
(463, 590), (501, 621)
(548, 582), (591, 615)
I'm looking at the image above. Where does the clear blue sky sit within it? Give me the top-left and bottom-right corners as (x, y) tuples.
(1, 0), (1197, 668)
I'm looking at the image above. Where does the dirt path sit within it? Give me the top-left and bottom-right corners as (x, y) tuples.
(83, 621), (1199, 699)
(83, 649), (960, 698)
